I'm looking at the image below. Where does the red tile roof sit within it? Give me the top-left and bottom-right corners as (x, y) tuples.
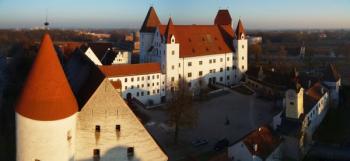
(235, 19), (246, 40)
(16, 33), (78, 121)
(140, 7), (161, 33)
(164, 17), (176, 43)
(243, 126), (281, 160)
(111, 80), (122, 89)
(214, 10), (232, 25)
(99, 63), (161, 77)
(159, 24), (235, 58)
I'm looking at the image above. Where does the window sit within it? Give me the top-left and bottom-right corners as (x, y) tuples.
(153, 90), (155, 94)
(141, 92), (144, 96)
(137, 85), (139, 88)
(242, 45), (244, 48)
(171, 77), (175, 82)
(141, 84), (144, 88)
(188, 73), (192, 77)
(67, 130), (72, 141)
(142, 77), (144, 81)
(220, 58), (223, 62)
(209, 69), (213, 73)
(199, 61), (203, 65)
(157, 89), (160, 93)
(137, 77), (140, 81)
(127, 147), (134, 157)
(131, 77), (134, 82)
(95, 125), (101, 133)
(93, 149), (100, 159)
(131, 85), (134, 89)
(136, 92), (139, 96)
(188, 82), (192, 88)
(220, 68), (223, 72)
(227, 57), (230, 61)
(227, 67), (230, 71)
(148, 76), (150, 80)
(220, 77), (223, 82)
(157, 75), (159, 79)
(147, 83), (150, 87)
(179, 74), (181, 79)
(152, 83), (154, 86)
(179, 63), (181, 67)
(125, 86), (127, 90)
(147, 91), (150, 95)
(209, 59), (212, 64)
(116, 125), (121, 132)
(157, 82), (159, 85)
(242, 56), (244, 60)
(152, 75), (155, 79)
(213, 59), (216, 63)
(172, 50), (175, 55)
(188, 62), (192, 66)
(290, 102), (294, 105)
(199, 71), (203, 76)
(172, 65), (175, 70)
(233, 66), (237, 69)
(227, 76), (230, 80)
(242, 65), (245, 69)
(125, 78), (128, 82)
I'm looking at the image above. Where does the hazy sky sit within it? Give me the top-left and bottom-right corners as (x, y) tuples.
(0, 0), (349, 29)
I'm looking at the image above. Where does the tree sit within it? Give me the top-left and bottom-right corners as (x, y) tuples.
(249, 43), (262, 64)
(166, 79), (198, 144)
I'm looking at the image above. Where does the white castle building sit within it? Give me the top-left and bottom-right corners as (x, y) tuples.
(100, 7), (248, 107)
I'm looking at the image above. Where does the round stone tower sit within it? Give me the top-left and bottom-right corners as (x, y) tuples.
(15, 34), (78, 161)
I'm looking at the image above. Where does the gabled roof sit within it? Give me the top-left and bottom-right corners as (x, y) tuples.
(16, 33), (78, 121)
(87, 42), (113, 61)
(65, 48), (105, 109)
(235, 19), (246, 40)
(99, 63), (161, 77)
(243, 126), (281, 160)
(214, 10), (232, 25)
(324, 64), (340, 82)
(140, 7), (161, 33)
(158, 24), (234, 57)
(304, 82), (327, 114)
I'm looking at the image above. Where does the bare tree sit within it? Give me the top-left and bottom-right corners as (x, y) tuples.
(166, 78), (198, 144)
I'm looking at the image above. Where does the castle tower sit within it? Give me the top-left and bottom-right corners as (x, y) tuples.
(162, 17), (180, 91)
(16, 34), (78, 161)
(140, 6), (161, 63)
(233, 19), (248, 82)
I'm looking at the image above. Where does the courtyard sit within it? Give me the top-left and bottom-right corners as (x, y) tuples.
(136, 89), (277, 161)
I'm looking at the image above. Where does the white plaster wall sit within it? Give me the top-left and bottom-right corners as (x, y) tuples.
(228, 141), (254, 161)
(234, 35), (248, 82)
(165, 36), (180, 90)
(181, 52), (235, 89)
(85, 48), (102, 65)
(323, 79), (341, 105)
(108, 72), (165, 105)
(112, 51), (131, 64)
(16, 113), (77, 161)
(75, 79), (167, 161)
(305, 92), (328, 136)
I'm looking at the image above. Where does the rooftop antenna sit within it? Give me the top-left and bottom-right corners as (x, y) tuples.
(44, 9), (50, 30)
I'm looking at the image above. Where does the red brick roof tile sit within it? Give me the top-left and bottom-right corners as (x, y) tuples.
(99, 63), (161, 77)
(16, 33), (78, 121)
(214, 10), (232, 25)
(159, 24), (235, 58)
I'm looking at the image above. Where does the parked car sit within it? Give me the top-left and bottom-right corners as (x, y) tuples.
(214, 138), (229, 151)
(191, 138), (208, 147)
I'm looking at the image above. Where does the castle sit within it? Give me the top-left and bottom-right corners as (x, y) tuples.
(99, 7), (248, 107)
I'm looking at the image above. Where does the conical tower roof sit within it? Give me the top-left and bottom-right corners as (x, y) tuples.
(140, 6), (161, 33)
(16, 33), (78, 121)
(235, 19), (246, 40)
(165, 17), (176, 43)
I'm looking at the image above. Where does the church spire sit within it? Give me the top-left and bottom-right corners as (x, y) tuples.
(140, 6), (161, 33)
(235, 19), (246, 40)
